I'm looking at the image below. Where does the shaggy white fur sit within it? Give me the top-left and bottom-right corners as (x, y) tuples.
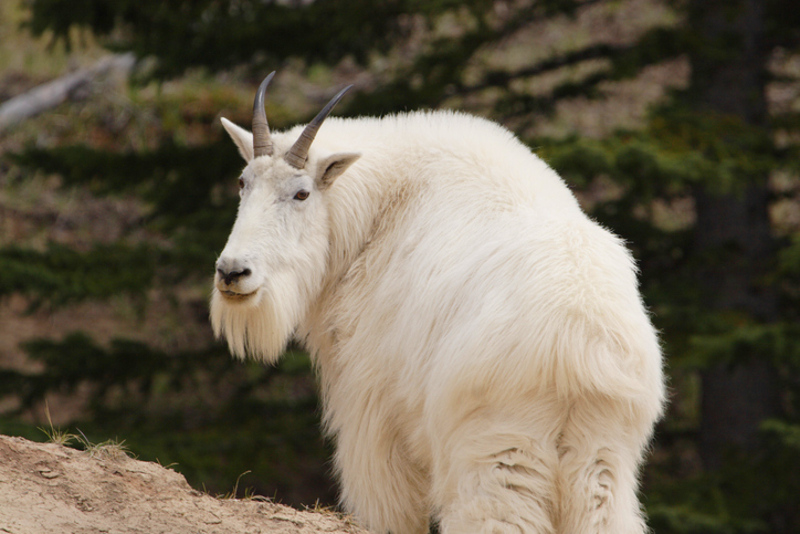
(211, 108), (666, 534)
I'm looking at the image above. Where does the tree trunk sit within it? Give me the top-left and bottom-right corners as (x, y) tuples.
(687, 0), (781, 470)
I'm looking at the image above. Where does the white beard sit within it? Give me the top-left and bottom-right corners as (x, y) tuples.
(210, 272), (306, 363)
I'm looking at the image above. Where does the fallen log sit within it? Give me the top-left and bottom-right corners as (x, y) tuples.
(0, 53), (135, 133)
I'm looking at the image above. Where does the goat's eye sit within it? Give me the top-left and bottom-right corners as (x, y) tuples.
(238, 177), (245, 190)
(294, 190), (310, 201)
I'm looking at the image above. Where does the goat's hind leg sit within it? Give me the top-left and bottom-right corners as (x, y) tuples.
(432, 404), (562, 534)
(436, 438), (559, 533)
(556, 396), (653, 534)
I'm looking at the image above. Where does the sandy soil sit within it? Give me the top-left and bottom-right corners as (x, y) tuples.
(0, 435), (367, 534)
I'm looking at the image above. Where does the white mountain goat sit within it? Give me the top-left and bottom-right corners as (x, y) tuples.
(211, 72), (666, 534)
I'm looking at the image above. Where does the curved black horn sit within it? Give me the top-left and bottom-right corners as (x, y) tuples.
(252, 71), (276, 158)
(284, 85), (353, 169)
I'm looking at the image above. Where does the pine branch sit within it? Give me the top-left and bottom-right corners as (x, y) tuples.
(460, 26), (684, 97)
(461, 44), (622, 95)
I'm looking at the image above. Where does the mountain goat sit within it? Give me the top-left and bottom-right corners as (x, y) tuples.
(211, 72), (665, 534)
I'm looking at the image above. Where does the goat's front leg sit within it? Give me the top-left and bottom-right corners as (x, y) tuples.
(327, 389), (430, 534)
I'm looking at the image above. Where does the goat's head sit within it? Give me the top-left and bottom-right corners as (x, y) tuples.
(210, 72), (360, 361)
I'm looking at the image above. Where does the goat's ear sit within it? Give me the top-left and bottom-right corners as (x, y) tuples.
(316, 152), (361, 189)
(221, 117), (254, 162)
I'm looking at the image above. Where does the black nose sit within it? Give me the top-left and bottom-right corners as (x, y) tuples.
(217, 267), (251, 286)
(216, 257), (252, 286)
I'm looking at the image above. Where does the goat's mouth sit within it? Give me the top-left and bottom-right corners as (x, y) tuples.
(218, 288), (258, 301)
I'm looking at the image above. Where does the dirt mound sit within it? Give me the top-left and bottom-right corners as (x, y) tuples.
(0, 435), (366, 534)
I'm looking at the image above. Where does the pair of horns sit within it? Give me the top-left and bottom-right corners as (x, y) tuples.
(252, 71), (352, 169)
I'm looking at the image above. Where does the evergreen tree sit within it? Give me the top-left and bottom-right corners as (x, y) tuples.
(2, 0), (799, 530)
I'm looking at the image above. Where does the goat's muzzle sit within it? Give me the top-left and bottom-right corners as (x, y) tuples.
(215, 257), (257, 300)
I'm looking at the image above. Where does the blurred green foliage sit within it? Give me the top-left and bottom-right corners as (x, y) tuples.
(0, 243), (154, 308)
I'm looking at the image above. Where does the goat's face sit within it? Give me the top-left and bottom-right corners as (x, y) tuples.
(210, 74), (359, 361)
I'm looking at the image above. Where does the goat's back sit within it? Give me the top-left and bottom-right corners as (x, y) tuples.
(309, 111), (661, 418)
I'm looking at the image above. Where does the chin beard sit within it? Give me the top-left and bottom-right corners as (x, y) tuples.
(210, 277), (304, 363)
